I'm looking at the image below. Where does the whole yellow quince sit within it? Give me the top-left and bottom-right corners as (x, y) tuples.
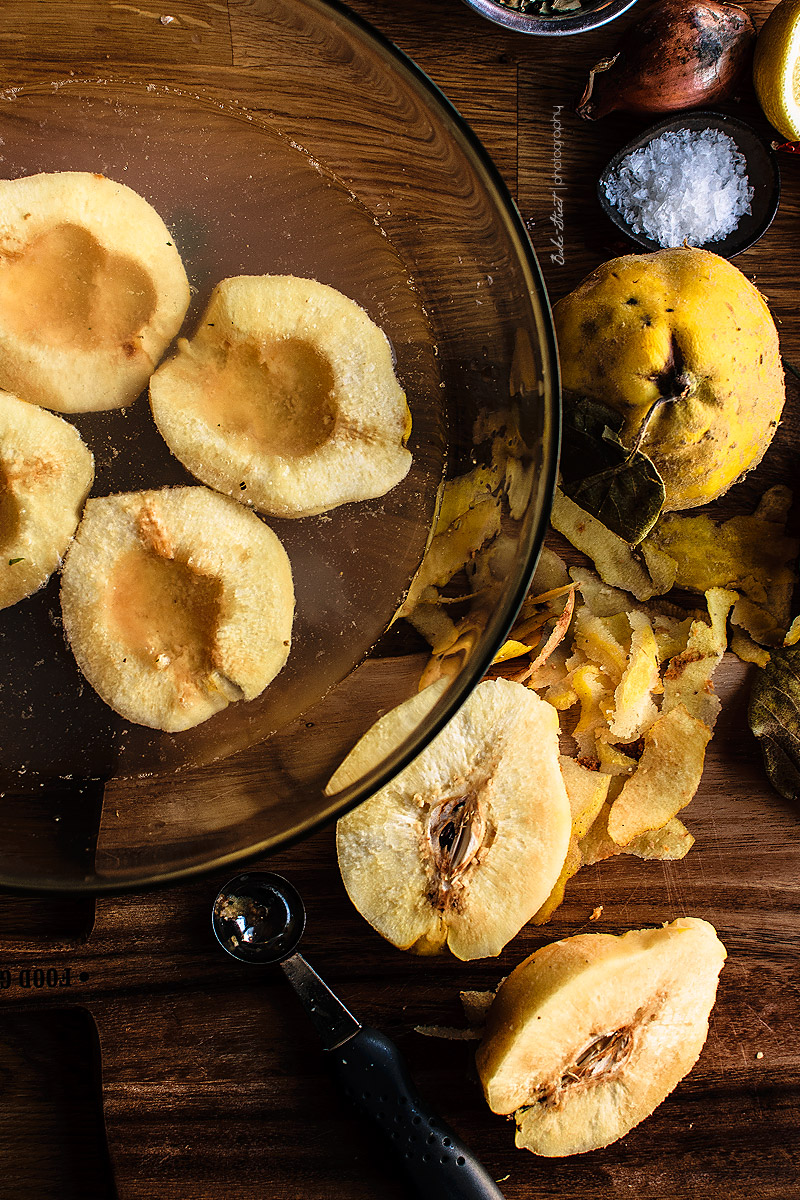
(554, 247), (785, 511)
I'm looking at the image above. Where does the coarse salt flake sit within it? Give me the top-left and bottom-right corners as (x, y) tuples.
(603, 128), (754, 248)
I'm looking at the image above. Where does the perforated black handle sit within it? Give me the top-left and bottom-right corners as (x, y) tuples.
(326, 1026), (505, 1200)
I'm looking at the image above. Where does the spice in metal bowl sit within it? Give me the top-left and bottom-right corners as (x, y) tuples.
(602, 127), (754, 248)
(496, 0), (583, 14)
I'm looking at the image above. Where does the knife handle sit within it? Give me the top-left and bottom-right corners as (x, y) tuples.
(326, 1026), (506, 1200)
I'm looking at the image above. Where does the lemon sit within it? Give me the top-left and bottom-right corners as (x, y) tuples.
(753, 0), (800, 141)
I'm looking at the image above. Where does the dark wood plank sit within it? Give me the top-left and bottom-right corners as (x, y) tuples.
(0, 1), (233, 66)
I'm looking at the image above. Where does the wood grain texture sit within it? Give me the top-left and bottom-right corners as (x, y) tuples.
(229, 0), (521, 191)
(0, 1), (233, 65)
(1, 0), (800, 1197)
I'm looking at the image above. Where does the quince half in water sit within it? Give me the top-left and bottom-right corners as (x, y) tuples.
(0, 390), (94, 608)
(476, 917), (726, 1156)
(60, 486), (294, 732)
(333, 678), (572, 961)
(554, 247), (784, 511)
(0, 172), (190, 412)
(149, 275), (412, 518)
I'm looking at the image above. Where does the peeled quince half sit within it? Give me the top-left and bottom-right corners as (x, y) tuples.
(0, 171), (190, 412)
(334, 678), (572, 961)
(476, 917), (726, 1155)
(149, 275), (412, 518)
(60, 486), (294, 732)
(0, 390), (94, 608)
(554, 247), (784, 510)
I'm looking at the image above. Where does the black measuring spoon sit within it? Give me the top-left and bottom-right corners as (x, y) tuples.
(212, 871), (505, 1200)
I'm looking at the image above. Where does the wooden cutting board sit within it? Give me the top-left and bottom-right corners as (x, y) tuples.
(2, 1), (800, 1197)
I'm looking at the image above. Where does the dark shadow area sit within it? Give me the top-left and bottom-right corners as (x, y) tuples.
(0, 892), (95, 942)
(0, 1007), (117, 1198)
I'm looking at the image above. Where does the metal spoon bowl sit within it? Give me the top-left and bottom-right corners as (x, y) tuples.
(212, 871), (306, 964)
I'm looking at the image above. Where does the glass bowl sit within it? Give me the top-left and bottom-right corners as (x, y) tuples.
(0, 0), (559, 893)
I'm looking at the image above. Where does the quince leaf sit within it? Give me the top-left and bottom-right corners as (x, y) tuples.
(561, 399), (666, 544)
(559, 396), (625, 485)
(565, 440), (665, 545)
(749, 645), (800, 804)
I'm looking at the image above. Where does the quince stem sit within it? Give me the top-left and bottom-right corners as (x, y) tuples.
(627, 380), (691, 460)
(628, 336), (693, 460)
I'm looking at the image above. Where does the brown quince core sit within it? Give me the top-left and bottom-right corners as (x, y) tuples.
(527, 1024), (635, 1112)
(149, 275), (412, 518)
(427, 788), (493, 911)
(0, 171), (190, 412)
(60, 486), (295, 732)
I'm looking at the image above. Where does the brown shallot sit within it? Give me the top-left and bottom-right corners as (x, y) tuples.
(577, 0), (756, 121)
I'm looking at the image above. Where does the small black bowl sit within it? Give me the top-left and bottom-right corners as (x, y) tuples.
(597, 111), (781, 258)
(461, 0), (639, 37)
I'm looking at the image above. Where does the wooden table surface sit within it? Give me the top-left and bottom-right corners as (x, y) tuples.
(2, 1), (800, 1197)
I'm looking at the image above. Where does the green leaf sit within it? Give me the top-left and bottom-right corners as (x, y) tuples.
(560, 397), (665, 545)
(559, 396), (624, 484)
(7, 557), (24, 566)
(749, 645), (800, 804)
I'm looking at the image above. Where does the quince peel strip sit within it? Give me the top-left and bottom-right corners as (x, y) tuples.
(785, 616), (800, 647)
(412, 987), (499, 1041)
(606, 704), (712, 845)
(398, 492), (502, 622)
(579, 802), (695, 865)
(491, 584), (577, 666)
(517, 586), (576, 682)
(551, 488), (675, 601)
(490, 584), (577, 683)
(506, 554), (730, 923)
(642, 486), (799, 647)
(660, 588), (736, 731)
(554, 483), (797, 648)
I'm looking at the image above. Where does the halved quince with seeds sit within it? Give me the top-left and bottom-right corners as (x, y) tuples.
(0, 390), (94, 608)
(476, 917), (726, 1156)
(60, 486), (294, 732)
(0, 172), (190, 412)
(334, 678), (572, 961)
(149, 275), (412, 518)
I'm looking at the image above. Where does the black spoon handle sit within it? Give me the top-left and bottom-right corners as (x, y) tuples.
(327, 1026), (506, 1200)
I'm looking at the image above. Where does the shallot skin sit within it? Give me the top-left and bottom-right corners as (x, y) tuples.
(577, 0), (756, 121)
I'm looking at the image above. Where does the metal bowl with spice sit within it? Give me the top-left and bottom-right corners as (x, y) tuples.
(461, 0), (639, 37)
